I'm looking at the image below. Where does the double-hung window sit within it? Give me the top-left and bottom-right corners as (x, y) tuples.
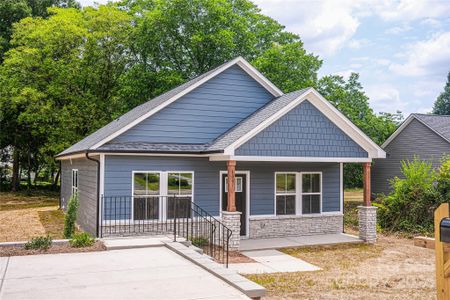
(71, 169), (78, 196)
(167, 172), (193, 218)
(275, 173), (296, 215)
(301, 173), (321, 214)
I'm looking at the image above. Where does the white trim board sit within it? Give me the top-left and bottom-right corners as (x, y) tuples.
(209, 155), (372, 163)
(90, 57), (283, 150)
(223, 88), (385, 159)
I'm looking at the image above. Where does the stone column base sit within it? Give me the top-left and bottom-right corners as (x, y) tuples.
(358, 206), (378, 243)
(222, 211), (241, 250)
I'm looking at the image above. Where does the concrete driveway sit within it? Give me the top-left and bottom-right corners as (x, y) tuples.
(0, 248), (249, 300)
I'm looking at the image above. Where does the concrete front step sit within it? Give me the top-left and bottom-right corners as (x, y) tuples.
(101, 236), (172, 250)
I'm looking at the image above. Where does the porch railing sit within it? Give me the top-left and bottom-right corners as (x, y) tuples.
(100, 195), (232, 267)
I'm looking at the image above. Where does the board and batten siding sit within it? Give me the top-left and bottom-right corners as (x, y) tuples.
(372, 118), (450, 195)
(61, 157), (98, 235)
(235, 100), (368, 158)
(108, 65), (274, 145)
(103, 156), (341, 217)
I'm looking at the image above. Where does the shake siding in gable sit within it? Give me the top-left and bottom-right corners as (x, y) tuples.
(372, 118), (450, 195)
(104, 156), (341, 216)
(235, 100), (368, 158)
(110, 65), (274, 144)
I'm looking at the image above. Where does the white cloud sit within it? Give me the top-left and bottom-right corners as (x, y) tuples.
(385, 24), (412, 35)
(372, 0), (450, 22)
(389, 32), (450, 77)
(347, 38), (371, 49)
(365, 84), (406, 113)
(253, 0), (362, 57)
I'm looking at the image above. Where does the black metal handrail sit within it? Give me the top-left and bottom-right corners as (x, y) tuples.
(100, 195), (232, 267)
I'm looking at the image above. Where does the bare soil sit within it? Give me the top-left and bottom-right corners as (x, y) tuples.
(0, 192), (64, 242)
(246, 234), (435, 299)
(228, 250), (256, 263)
(0, 241), (106, 257)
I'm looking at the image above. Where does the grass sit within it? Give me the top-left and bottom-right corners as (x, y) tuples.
(344, 188), (363, 231)
(0, 191), (65, 242)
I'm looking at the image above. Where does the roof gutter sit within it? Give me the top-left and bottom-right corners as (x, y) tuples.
(56, 149), (224, 160)
(85, 152), (101, 238)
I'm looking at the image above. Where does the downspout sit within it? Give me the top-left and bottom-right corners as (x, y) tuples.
(85, 152), (101, 238)
(58, 160), (62, 209)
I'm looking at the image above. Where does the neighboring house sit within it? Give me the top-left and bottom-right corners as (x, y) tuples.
(56, 57), (385, 247)
(372, 113), (450, 195)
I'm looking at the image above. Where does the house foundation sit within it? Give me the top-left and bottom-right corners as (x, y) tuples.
(248, 214), (343, 239)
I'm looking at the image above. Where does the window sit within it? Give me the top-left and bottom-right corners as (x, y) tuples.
(167, 172), (193, 218)
(301, 173), (321, 214)
(133, 172), (160, 220)
(71, 169), (78, 196)
(224, 177), (243, 193)
(275, 173), (296, 215)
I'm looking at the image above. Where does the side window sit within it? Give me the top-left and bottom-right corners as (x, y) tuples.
(275, 173), (296, 215)
(301, 173), (321, 214)
(71, 169), (78, 196)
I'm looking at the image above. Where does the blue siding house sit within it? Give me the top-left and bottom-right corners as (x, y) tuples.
(57, 57), (385, 247)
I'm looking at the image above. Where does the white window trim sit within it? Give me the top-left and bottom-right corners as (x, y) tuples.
(131, 171), (194, 222)
(274, 172), (297, 216)
(71, 169), (78, 196)
(274, 171), (323, 216)
(224, 176), (243, 193)
(300, 172), (323, 215)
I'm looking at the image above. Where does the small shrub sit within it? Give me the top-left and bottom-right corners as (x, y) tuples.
(64, 193), (79, 239)
(190, 236), (209, 247)
(69, 232), (95, 248)
(25, 235), (52, 250)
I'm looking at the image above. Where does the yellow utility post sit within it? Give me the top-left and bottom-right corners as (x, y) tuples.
(435, 203), (450, 300)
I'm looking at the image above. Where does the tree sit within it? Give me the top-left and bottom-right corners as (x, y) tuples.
(317, 73), (402, 187)
(252, 42), (322, 92)
(0, 6), (133, 191)
(433, 71), (450, 115)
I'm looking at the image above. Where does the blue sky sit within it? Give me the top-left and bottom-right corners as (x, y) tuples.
(79, 0), (450, 116)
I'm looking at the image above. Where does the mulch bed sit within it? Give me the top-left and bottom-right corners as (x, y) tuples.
(228, 251), (255, 263)
(0, 241), (106, 257)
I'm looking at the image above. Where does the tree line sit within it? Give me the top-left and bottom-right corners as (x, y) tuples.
(0, 0), (403, 191)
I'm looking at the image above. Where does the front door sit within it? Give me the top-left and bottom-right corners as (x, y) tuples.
(222, 173), (247, 236)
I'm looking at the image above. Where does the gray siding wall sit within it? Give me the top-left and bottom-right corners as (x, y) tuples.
(372, 118), (450, 195)
(104, 156), (341, 216)
(110, 65), (274, 144)
(61, 157), (98, 235)
(235, 100), (368, 157)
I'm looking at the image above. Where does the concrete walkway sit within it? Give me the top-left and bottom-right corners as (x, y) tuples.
(0, 247), (249, 300)
(239, 233), (361, 251)
(229, 250), (320, 274)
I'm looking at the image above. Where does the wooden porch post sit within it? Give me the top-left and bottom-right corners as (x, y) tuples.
(363, 162), (371, 206)
(227, 160), (236, 212)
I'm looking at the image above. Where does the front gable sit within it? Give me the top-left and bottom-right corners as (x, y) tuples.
(109, 65), (274, 145)
(235, 100), (368, 158)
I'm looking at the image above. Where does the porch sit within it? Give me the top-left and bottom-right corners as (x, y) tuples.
(239, 233), (362, 251)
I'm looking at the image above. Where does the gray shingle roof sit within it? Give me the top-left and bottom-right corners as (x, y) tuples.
(56, 60), (234, 157)
(97, 142), (212, 153)
(413, 113), (450, 143)
(207, 88), (310, 151)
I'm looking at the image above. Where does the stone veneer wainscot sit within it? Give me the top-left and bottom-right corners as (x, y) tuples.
(248, 214), (343, 239)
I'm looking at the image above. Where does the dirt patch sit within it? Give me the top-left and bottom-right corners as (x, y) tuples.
(246, 234), (434, 299)
(0, 241), (106, 257)
(228, 251), (256, 263)
(0, 192), (64, 242)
